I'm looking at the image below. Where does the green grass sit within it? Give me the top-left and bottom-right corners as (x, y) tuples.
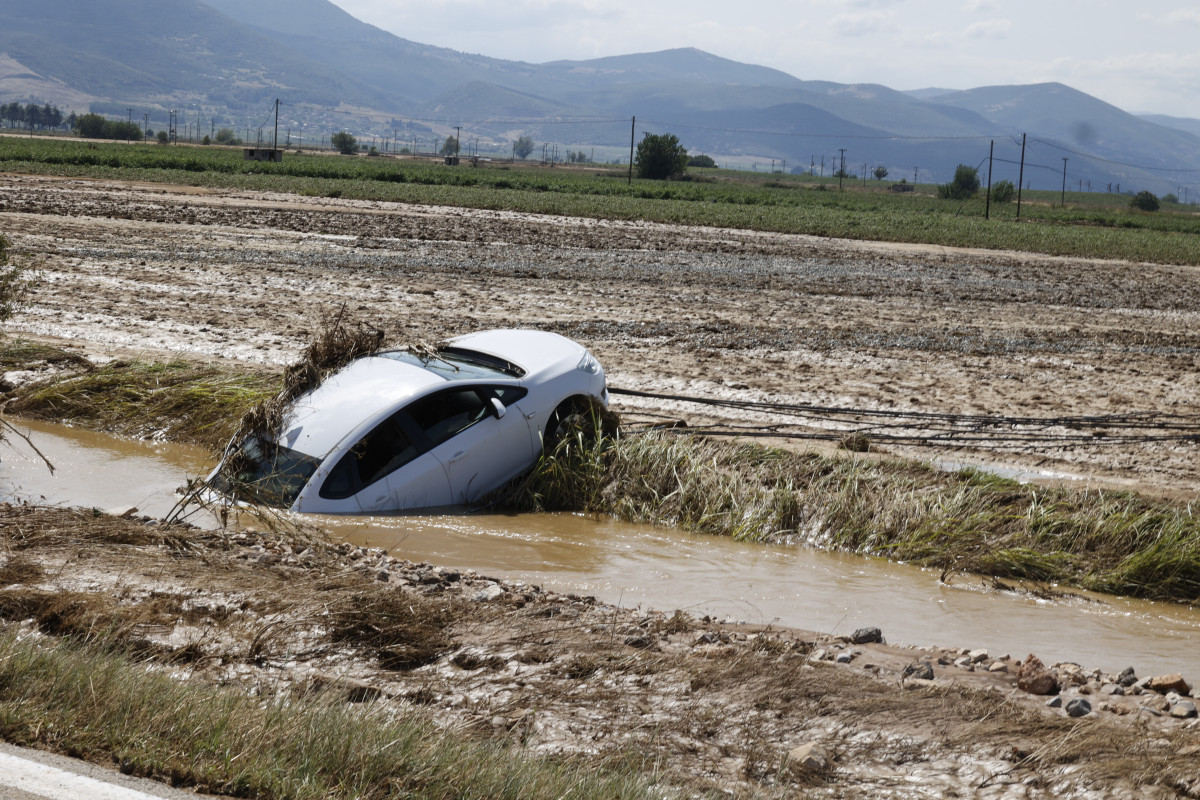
(0, 630), (659, 800)
(517, 428), (1200, 604)
(5, 135), (1200, 264)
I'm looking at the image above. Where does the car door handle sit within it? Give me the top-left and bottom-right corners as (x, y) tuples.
(449, 450), (465, 463)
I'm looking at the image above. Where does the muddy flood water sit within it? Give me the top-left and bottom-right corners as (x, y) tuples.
(4, 418), (1198, 678)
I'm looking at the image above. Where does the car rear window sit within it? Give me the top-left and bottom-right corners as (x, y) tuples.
(378, 349), (525, 379)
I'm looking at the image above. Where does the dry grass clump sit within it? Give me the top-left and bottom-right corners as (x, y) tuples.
(230, 309), (383, 452)
(326, 586), (461, 671)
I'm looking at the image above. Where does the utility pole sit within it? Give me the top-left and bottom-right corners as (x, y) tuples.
(454, 125), (460, 158)
(1016, 133), (1026, 220)
(273, 99), (279, 154)
(142, 113), (149, 141)
(1060, 157), (1068, 206)
(838, 148), (846, 190)
(913, 166), (918, 185)
(985, 140), (994, 220)
(628, 116), (635, 185)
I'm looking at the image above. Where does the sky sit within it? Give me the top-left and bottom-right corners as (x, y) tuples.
(327, 0), (1200, 118)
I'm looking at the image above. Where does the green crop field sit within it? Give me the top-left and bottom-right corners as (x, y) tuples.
(5, 135), (1200, 264)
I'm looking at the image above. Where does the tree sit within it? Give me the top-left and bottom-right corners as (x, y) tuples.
(156, 130), (169, 144)
(513, 135), (534, 160)
(635, 132), (688, 180)
(1163, 193), (1179, 205)
(214, 127), (238, 145)
(688, 154), (717, 168)
(74, 113), (108, 138)
(439, 136), (458, 156)
(872, 165), (889, 181)
(330, 131), (357, 155)
(1130, 191), (1159, 212)
(937, 164), (981, 200)
(990, 179), (1015, 203)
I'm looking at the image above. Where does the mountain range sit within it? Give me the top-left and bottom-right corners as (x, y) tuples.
(2, 0), (1198, 195)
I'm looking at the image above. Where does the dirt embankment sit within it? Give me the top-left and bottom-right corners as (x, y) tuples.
(2, 505), (1198, 799)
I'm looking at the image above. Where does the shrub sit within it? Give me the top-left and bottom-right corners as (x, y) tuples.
(1130, 191), (1159, 212)
(937, 165), (980, 200)
(687, 154), (717, 168)
(635, 132), (688, 180)
(330, 131), (357, 155)
(990, 179), (1015, 203)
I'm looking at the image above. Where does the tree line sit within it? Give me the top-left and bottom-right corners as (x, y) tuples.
(2, 101), (72, 131)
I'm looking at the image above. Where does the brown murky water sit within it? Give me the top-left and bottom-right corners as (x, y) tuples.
(4, 418), (1198, 677)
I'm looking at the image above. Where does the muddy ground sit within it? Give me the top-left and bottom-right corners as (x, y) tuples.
(2, 174), (1200, 797)
(2, 173), (1199, 494)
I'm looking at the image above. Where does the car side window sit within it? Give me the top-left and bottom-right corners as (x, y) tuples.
(319, 413), (419, 499)
(488, 386), (528, 406)
(406, 388), (491, 447)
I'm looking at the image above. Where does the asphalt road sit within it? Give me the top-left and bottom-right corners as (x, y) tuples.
(0, 742), (219, 800)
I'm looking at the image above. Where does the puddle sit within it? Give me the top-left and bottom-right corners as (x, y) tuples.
(3, 417), (1198, 677)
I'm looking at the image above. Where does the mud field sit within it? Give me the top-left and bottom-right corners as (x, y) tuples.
(3, 173), (1199, 495)
(3, 174), (1200, 797)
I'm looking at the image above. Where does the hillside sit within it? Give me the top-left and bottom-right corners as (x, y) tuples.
(0, 0), (1196, 193)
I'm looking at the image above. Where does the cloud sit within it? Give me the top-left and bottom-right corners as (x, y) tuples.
(829, 10), (895, 36)
(964, 19), (1012, 38)
(1165, 8), (1200, 25)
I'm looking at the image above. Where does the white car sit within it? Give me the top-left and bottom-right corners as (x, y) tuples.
(210, 329), (608, 514)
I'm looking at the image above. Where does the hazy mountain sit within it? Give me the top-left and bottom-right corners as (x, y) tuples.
(932, 83), (1200, 192)
(1140, 113), (1200, 139)
(2, 0), (1197, 193)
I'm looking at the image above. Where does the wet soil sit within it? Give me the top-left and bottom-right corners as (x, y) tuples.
(3, 173), (1199, 494)
(3, 173), (1200, 797)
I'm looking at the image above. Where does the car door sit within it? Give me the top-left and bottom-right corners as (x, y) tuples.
(404, 385), (535, 505)
(313, 409), (452, 513)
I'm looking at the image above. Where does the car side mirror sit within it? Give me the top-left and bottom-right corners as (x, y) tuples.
(489, 396), (506, 419)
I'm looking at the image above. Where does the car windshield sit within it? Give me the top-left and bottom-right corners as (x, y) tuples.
(379, 348), (525, 379)
(211, 436), (320, 508)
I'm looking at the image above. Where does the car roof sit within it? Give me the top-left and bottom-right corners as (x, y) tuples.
(276, 355), (446, 458)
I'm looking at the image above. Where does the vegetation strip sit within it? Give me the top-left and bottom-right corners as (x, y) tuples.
(5, 341), (1198, 605)
(5, 137), (1200, 265)
(0, 631), (656, 800)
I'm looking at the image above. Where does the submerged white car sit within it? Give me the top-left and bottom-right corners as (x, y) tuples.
(210, 330), (608, 514)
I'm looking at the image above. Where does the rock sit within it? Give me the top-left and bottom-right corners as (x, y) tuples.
(624, 635), (654, 649)
(850, 627), (882, 644)
(472, 584), (504, 602)
(968, 648), (989, 663)
(903, 678), (937, 691)
(1065, 698), (1092, 718)
(1169, 701), (1198, 719)
(954, 656), (974, 670)
(1100, 684), (1125, 696)
(1046, 696), (1063, 708)
(835, 652), (853, 664)
(1117, 666), (1138, 687)
(809, 648), (828, 662)
(1147, 674), (1192, 696)
(902, 661), (935, 681)
(987, 661), (1009, 674)
(786, 742), (831, 773)
(375, 569), (390, 582)
(105, 506), (139, 519)
(1017, 655), (1059, 696)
